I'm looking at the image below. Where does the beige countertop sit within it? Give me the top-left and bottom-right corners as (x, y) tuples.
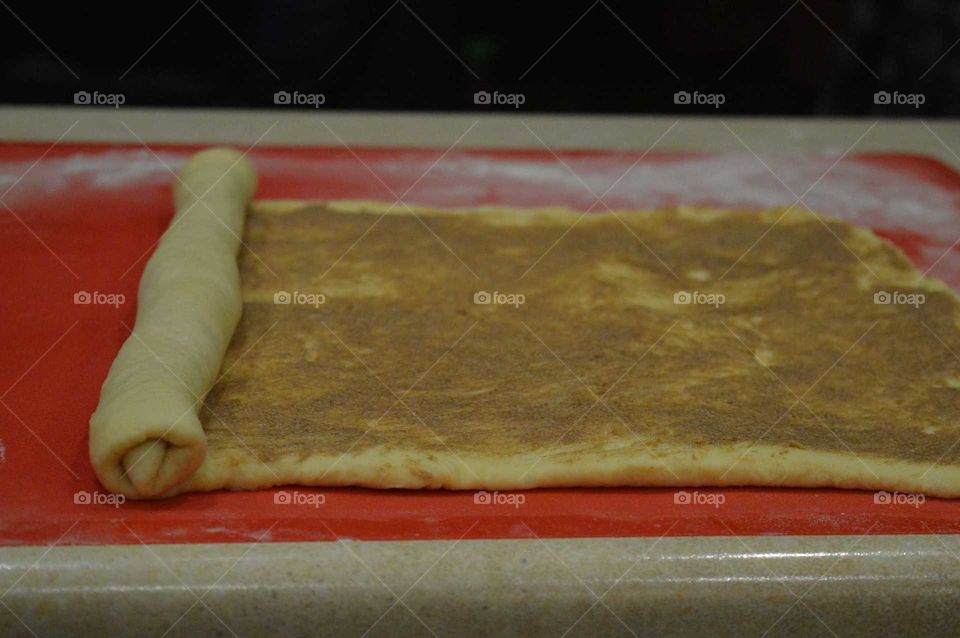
(2, 106), (959, 166)
(3, 534), (960, 637)
(2, 107), (960, 637)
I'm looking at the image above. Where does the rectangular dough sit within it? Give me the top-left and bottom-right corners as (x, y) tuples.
(90, 150), (960, 498)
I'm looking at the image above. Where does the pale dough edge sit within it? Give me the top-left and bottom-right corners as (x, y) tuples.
(175, 441), (960, 498)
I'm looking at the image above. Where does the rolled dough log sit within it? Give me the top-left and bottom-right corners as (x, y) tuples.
(88, 148), (256, 498)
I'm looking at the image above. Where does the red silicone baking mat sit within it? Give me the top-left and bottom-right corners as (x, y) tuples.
(3, 142), (960, 546)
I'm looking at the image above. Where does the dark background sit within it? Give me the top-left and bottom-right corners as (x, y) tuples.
(1, 0), (957, 115)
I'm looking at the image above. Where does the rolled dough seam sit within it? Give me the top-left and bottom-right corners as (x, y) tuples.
(88, 148), (256, 498)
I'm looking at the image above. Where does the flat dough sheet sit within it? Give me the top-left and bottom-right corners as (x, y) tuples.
(191, 200), (960, 497)
(88, 150), (960, 498)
